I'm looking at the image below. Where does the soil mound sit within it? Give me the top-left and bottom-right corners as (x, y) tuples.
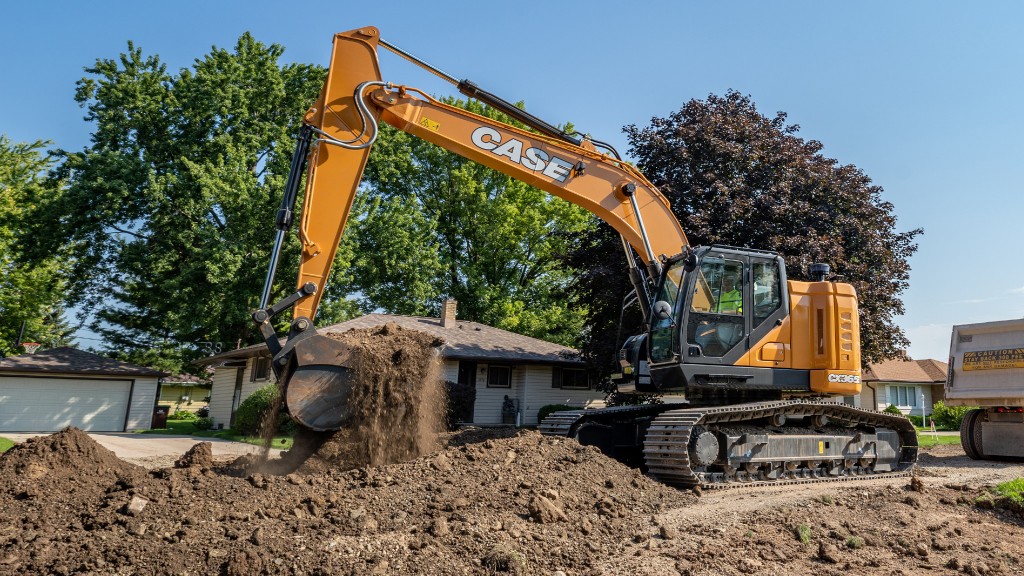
(174, 441), (213, 468)
(0, 427), (143, 491)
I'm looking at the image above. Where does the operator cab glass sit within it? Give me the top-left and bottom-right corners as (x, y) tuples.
(648, 260), (688, 363)
(687, 257), (746, 358)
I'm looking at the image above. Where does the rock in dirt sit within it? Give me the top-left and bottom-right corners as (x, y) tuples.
(818, 541), (841, 563)
(528, 495), (567, 523)
(122, 495), (149, 517)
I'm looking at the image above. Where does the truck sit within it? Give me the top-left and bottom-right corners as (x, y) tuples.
(251, 26), (918, 489)
(947, 318), (1024, 459)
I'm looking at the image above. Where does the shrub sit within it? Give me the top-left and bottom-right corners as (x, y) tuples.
(994, 477), (1024, 508)
(193, 417), (214, 431)
(537, 404), (576, 424)
(931, 401), (975, 431)
(907, 415), (924, 427)
(170, 410), (197, 420)
(233, 384), (284, 435)
(196, 406), (210, 418)
(883, 404), (903, 416)
(794, 524), (812, 544)
(846, 536), (864, 549)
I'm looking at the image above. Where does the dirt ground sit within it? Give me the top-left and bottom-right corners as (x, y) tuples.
(2, 324), (1022, 575)
(1, 426), (1022, 576)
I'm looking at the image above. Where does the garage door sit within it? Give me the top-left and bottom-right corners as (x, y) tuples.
(0, 377), (131, 432)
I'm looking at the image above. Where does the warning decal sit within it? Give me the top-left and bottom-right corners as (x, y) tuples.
(962, 348), (1024, 371)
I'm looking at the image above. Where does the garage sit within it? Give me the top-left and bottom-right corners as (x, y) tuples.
(0, 347), (164, 432)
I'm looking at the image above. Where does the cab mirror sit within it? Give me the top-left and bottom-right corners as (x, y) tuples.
(653, 300), (673, 320)
(683, 250), (698, 272)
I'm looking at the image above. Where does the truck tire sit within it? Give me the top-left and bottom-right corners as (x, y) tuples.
(959, 408), (985, 460)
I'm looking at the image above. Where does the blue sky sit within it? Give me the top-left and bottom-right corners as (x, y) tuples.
(3, 1), (1022, 361)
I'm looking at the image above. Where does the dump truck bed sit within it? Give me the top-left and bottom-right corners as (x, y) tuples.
(947, 318), (1024, 407)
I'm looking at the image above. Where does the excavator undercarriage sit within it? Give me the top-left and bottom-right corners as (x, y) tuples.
(541, 401), (918, 490)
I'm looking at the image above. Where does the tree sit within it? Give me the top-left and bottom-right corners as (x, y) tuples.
(29, 35), (330, 372)
(567, 90), (920, 372)
(0, 136), (74, 356)
(347, 98), (596, 347)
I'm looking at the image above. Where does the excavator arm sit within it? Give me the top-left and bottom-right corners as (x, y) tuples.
(291, 26), (687, 322)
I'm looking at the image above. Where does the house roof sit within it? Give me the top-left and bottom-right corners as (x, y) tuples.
(863, 358), (948, 384)
(160, 371), (213, 386)
(0, 347), (167, 378)
(198, 313), (582, 366)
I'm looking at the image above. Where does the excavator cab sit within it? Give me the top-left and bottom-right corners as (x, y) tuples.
(639, 246), (792, 394)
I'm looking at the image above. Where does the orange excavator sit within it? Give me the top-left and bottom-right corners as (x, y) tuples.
(251, 26), (916, 488)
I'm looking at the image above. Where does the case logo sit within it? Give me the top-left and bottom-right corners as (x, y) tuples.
(471, 126), (575, 183)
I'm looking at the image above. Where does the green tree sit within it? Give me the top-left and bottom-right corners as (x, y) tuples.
(349, 99), (595, 347)
(0, 136), (73, 356)
(567, 90), (920, 371)
(30, 35), (333, 372)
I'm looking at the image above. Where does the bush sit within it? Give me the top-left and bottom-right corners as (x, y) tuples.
(537, 404), (576, 424)
(193, 417), (214, 431)
(233, 384), (284, 435)
(932, 401), (975, 431)
(907, 415), (924, 427)
(994, 478), (1024, 507)
(883, 404), (903, 416)
(794, 524), (812, 544)
(170, 410), (197, 420)
(196, 406), (210, 418)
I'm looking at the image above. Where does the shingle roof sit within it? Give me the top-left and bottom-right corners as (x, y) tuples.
(0, 347), (167, 377)
(198, 313), (582, 366)
(863, 358), (948, 383)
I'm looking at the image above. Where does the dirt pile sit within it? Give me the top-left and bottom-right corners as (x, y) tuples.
(0, 427), (689, 575)
(3, 428), (1024, 575)
(1, 427), (146, 500)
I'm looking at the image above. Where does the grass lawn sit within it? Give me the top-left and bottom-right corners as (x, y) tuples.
(916, 433), (962, 447)
(0, 437), (14, 453)
(140, 419), (293, 450)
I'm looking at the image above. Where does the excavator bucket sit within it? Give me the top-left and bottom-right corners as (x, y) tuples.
(282, 334), (358, 431)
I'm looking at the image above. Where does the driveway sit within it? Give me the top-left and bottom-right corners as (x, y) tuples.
(2, 432), (282, 469)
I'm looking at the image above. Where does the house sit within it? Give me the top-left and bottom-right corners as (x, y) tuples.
(859, 358), (948, 418)
(157, 371), (213, 413)
(197, 300), (606, 429)
(0, 347), (165, 432)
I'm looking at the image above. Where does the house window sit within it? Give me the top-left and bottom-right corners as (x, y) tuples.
(487, 365), (511, 388)
(250, 357), (270, 382)
(552, 367), (589, 390)
(889, 385), (918, 408)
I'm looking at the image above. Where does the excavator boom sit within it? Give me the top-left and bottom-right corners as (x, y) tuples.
(293, 26), (687, 322)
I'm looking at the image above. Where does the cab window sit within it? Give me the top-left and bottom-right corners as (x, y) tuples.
(752, 260), (782, 328)
(688, 257), (745, 357)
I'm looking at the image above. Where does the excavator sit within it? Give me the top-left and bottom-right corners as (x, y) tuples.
(251, 26), (917, 489)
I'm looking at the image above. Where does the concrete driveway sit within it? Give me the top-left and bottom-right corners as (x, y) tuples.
(2, 432), (282, 468)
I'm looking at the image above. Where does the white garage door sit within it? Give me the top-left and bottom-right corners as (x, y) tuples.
(0, 377), (131, 432)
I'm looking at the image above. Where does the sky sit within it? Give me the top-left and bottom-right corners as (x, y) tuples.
(2, 1), (1022, 362)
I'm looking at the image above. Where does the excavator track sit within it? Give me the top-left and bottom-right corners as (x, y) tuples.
(541, 401), (918, 490)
